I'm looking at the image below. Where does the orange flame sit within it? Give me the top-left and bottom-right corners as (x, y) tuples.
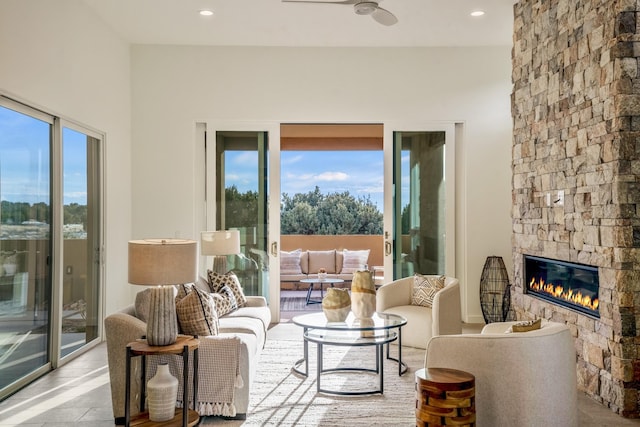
(528, 277), (599, 311)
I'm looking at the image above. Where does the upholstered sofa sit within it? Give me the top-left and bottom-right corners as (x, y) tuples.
(376, 275), (462, 349)
(104, 278), (271, 424)
(425, 320), (578, 427)
(280, 249), (369, 284)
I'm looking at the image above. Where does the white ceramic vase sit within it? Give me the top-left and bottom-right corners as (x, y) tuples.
(147, 363), (178, 422)
(322, 288), (351, 322)
(351, 270), (376, 319)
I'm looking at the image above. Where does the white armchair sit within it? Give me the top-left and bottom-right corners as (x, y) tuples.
(376, 276), (461, 349)
(425, 320), (578, 427)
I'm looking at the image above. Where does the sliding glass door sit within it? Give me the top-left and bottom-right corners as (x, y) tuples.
(0, 97), (103, 399)
(0, 101), (52, 393)
(60, 125), (101, 358)
(206, 129), (271, 299)
(203, 121), (455, 322)
(384, 124), (455, 280)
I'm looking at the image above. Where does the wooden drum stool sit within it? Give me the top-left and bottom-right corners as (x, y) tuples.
(415, 367), (475, 427)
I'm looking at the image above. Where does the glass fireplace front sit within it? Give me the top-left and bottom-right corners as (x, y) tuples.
(524, 255), (599, 318)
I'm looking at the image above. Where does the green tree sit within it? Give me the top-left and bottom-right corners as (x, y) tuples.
(64, 203), (87, 228)
(224, 185), (259, 229)
(401, 203), (410, 234)
(280, 186), (382, 235)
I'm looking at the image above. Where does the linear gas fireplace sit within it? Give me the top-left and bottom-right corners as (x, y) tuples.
(524, 255), (599, 318)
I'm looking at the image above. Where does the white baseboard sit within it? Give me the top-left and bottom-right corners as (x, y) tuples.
(463, 314), (485, 324)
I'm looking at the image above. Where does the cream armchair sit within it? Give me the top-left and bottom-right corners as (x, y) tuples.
(376, 276), (461, 349)
(425, 320), (578, 427)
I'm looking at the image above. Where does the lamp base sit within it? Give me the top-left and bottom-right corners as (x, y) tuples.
(212, 255), (228, 275)
(147, 286), (178, 346)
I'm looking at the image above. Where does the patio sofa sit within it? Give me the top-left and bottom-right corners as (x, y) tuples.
(104, 277), (271, 424)
(280, 248), (370, 284)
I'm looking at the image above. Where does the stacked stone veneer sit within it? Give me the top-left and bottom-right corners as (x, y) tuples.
(512, 0), (640, 417)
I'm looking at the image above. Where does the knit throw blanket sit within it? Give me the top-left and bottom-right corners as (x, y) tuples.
(149, 336), (243, 417)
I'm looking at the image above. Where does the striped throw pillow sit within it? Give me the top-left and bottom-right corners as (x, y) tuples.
(341, 249), (370, 273)
(280, 249), (302, 275)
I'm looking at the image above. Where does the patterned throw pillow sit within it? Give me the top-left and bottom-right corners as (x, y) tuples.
(175, 284), (219, 336)
(341, 249), (370, 273)
(211, 285), (238, 317)
(411, 274), (446, 307)
(206, 270), (247, 307)
(280, 249), (302, 275)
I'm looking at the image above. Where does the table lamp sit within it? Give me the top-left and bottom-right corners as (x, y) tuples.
(200, 230), (240, 274)
(128, 238), (197, 346)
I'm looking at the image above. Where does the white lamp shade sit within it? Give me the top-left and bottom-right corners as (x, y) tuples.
(200, 230), (241, 256)
(128, 239), (198, 285)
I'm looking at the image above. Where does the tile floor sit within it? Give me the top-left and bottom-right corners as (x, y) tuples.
(0, 323), (639, 426)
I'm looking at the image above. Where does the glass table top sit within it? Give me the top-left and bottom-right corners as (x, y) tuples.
(292, 311), (407, 331)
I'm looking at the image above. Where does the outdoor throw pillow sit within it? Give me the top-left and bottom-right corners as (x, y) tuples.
(341, 249), (370, 273)
(412, 274), (446, 307)
(211, 285), (239, 317)
(280, 249), (303, 275)
(206, 270), (247, 307)
(175, 284), (219, 336)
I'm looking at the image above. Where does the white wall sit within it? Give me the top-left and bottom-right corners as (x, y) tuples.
(0, 0), (133, 315)
(131, 45), (513, 323)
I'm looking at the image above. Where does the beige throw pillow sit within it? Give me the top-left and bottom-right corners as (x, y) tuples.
(412, 274), (446, 307)
(134, 288), (152, 322)
(308, 250), (337, 273)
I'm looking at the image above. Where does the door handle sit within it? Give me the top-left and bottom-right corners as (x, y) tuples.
(271, 241), (278, 257)
(385, 241), (392, 256)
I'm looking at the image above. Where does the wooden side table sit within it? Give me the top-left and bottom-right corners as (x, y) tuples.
(415, 367), (475, 427)
(125, 335), (200, 427)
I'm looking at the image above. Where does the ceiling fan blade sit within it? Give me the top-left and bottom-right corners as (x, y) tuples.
(372, 7), (398, 26)
(282, 0), (358, 4)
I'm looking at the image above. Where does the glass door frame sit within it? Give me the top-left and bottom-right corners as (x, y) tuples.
(383, 122), (456, 280)
(203, 122), (281, 322)
(0, 95), (105, 400)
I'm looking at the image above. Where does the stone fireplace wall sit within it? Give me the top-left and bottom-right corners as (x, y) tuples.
(512, 0), (640, 417)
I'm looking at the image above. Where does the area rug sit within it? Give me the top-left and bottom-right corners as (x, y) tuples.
(280, 297), (322, 312)
(201, 328), (422, 426)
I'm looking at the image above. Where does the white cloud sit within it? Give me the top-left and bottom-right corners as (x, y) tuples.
(315, 172), (348, 182)
(231, 151), (258, 164)
(281, 154), (303, 165)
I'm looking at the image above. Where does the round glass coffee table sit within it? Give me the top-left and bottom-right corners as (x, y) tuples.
(292, 311), (407, 395)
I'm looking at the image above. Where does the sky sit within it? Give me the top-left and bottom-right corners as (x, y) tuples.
(1, 102), (410, 211)
(225, 150), (410, 212)
(0, 106), (88, 206)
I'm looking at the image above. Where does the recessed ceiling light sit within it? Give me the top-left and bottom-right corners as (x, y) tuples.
(199, 10), (214, 17)
(470, 10), (485, 17)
